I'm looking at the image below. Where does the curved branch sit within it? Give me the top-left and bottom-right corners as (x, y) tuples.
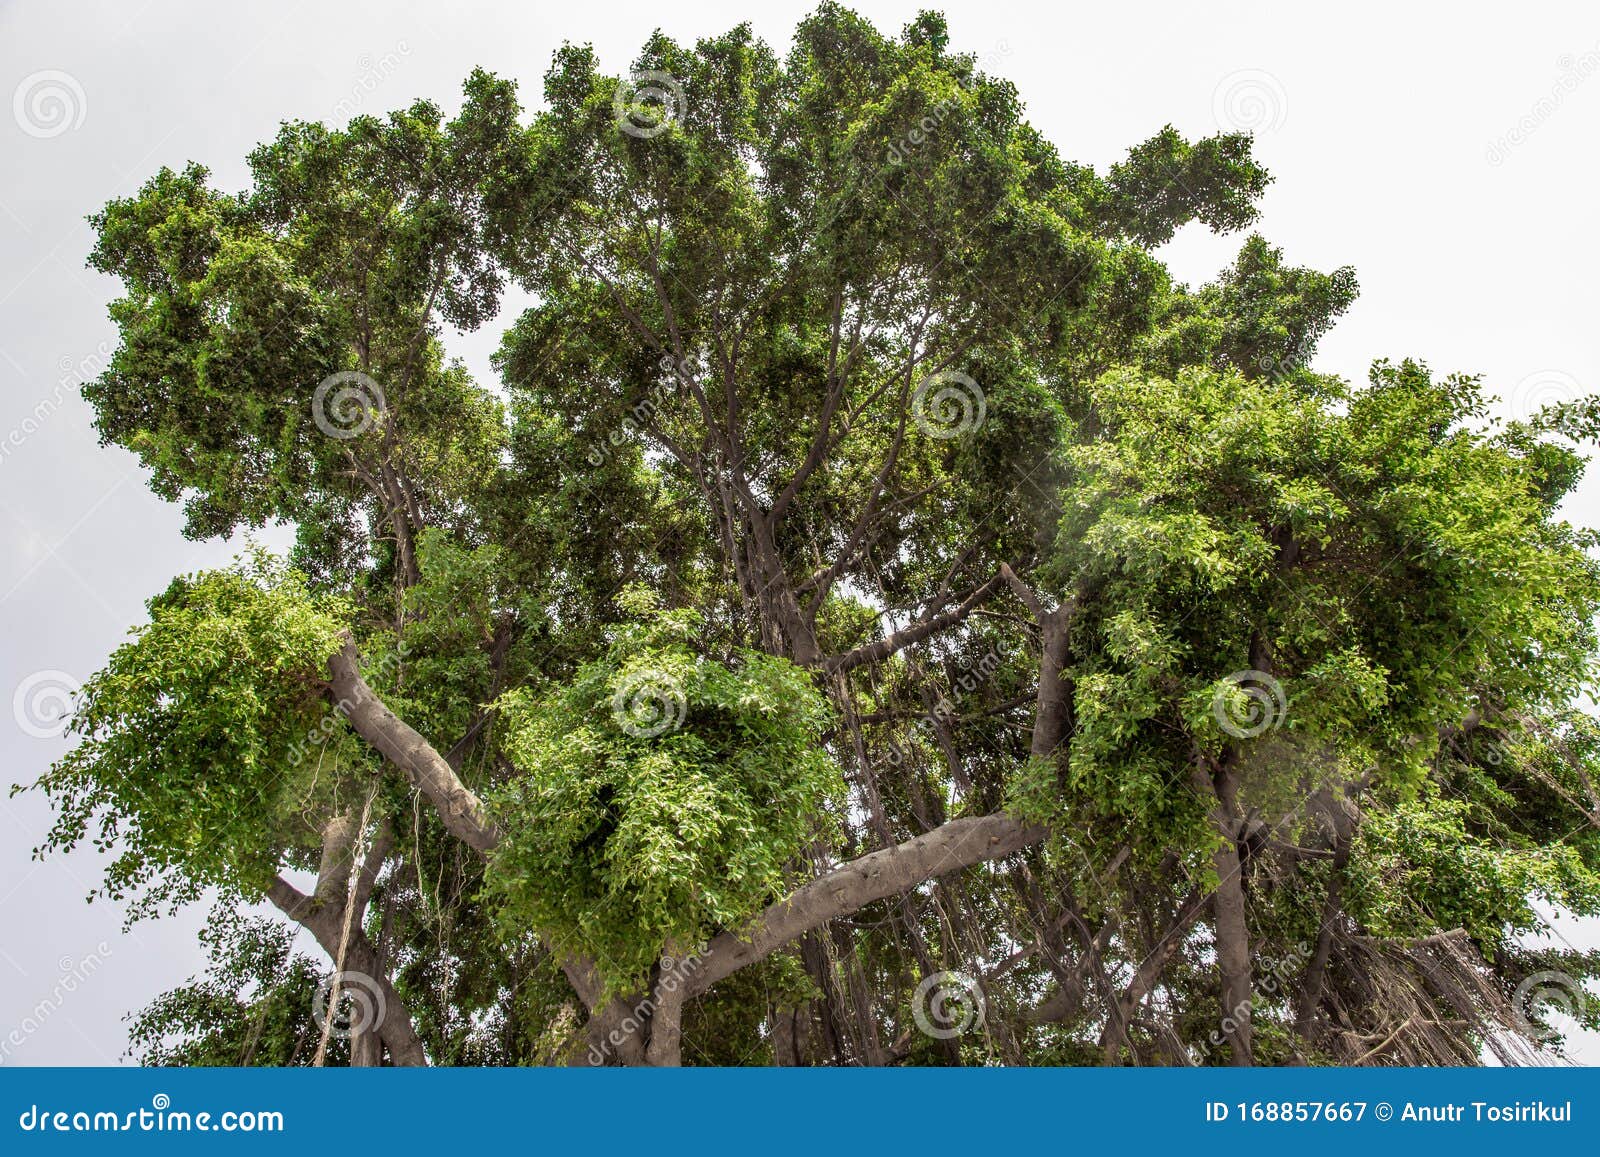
(326, 640), (500, 852)
(325, 641), (635, 1024)
(682, 813), (1045, 1000)
(820, 574), (1004, 674)
(266, 876), (428, 1066)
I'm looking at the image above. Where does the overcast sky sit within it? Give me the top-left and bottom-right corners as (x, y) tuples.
(2, 0), (1597, 1065)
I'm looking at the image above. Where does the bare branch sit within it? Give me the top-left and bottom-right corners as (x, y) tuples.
(682, 813), (1045, 1000)
(265, 875), (428, 1066)
(820, 574), (1004, 674)
(326, 639), (500, 853)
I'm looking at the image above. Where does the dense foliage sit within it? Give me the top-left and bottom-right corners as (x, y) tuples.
(490, 595), (842, 985)
(20, 5), (1600, 1066)
(29, 555), (353, 911)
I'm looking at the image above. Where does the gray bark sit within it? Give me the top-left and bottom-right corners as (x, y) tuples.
(683, 814), (1045, 1001)
(266, 876), (428, 1066)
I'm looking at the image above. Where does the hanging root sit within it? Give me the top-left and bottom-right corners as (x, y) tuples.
(1313, 928), (1548, 1066)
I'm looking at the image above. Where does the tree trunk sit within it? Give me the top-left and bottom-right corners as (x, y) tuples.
(1296, 794), (1355, 1043)
(1196, 759), (1253, 1066)
(266, 877), (428, 1066)
(644, 945), (687, 1066)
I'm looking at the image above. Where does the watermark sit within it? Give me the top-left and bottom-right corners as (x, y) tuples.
(312, 371), (386, 440)
(912, 370), (986, 439)
(1254, 329), (1320, 386)
(17, 1094), (283, 1133)
(1211, 670), (1287, 740)
(286, 641), (409, 766)
(614, 70), (683, 139)
(1512, 969), (1589, 1044)
(332, 43), (412, 121)
(886, 102), (953, 168)
(586, 354), (679, 467)
(885, 41), (1012, 166)
(884, 648), (1000, 768)
(310, 970), (387, 1040)
(1504, 368), (1582, 424)
(12, 70), (86, 139)
(12, 669), (81, 740)
(1212, 69), (1288, 135)
(611, 667), (687, 739)
(1486, 44), (1600, 165)
(1192, 940), (1310, 1063)
(585, 945), (707, 1065)
(911, 970), (985, 1040)
(0, 943), (112, 1065)
(0, 342), (114, 471)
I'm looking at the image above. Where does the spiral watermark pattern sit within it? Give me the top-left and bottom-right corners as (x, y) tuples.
(912, 370), (986, 439)
(1, 942), (113, 1065)
(611, 668), (687, 738)
(310, 970), (387, 1039)
(333, 42), (411, 120)
(1212, 69), (1287, 134)
(1512, 970), (1588, 1043)
(911, 970), (986, 1040)
(312, 371), (386, 440)
(1506, 368), (1581, 423)
(1486, 44), (1600, 165)
(12, 669), (80, 739)
(614, 70), (683, 139)
(1212, 670), (1287, 739)
(12, 70), (86, 139)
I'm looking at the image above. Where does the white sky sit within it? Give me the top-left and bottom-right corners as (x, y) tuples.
(1, 0), (1597, 1065)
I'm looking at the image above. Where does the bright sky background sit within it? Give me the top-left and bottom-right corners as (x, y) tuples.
(2, 0), (1597, 1065)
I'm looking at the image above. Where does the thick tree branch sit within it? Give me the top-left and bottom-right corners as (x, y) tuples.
(324, 642), (620, 1024)
(1099, 882), (1207, 1062)
(266, 875), (428, 1066)
(682, 813), (1045, 1000)
(326, 640), (500, 852)
(1193, 753), (1254, 1066)
(643, 943), (688, 1066)
(820, 574), (1004, 674)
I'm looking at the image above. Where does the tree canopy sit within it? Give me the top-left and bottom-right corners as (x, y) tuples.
(21, 4), (1600, 1066)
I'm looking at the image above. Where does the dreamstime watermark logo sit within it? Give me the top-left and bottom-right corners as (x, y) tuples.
(614, 70), (683, 139)
(1512, 970), (1589, 1044)
(884, 40), (1012, 166)
(886, 98), (954, 167)
(17, 1093), (283, 1133)
(1212, 69), (1287, 134)
(312, 371), (386, 440)
(1212, 670), (1287, 739)
(884, 649), (1000, 769)
(1504, 368), (1581, 424)
(587, 354), (681, 467)
(1193, 941), (1309, 1063)
(1486, 44), (1600, 165)
(1253, 329), (1319, 386)
(333, 43), (412, 120)
(12, 669), (80, 739)
(286, 641), (410, 767)
(586, 944), (708, 1065)
(0, 342), (113, 471)
(0, 943), (112, 1065)
(310, 970), (387, 1040)
(12, 70), (86, 139)
(912, 370), (986, 439)
(911, 970), (985, 1040)
(611, 668), (687, 738)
